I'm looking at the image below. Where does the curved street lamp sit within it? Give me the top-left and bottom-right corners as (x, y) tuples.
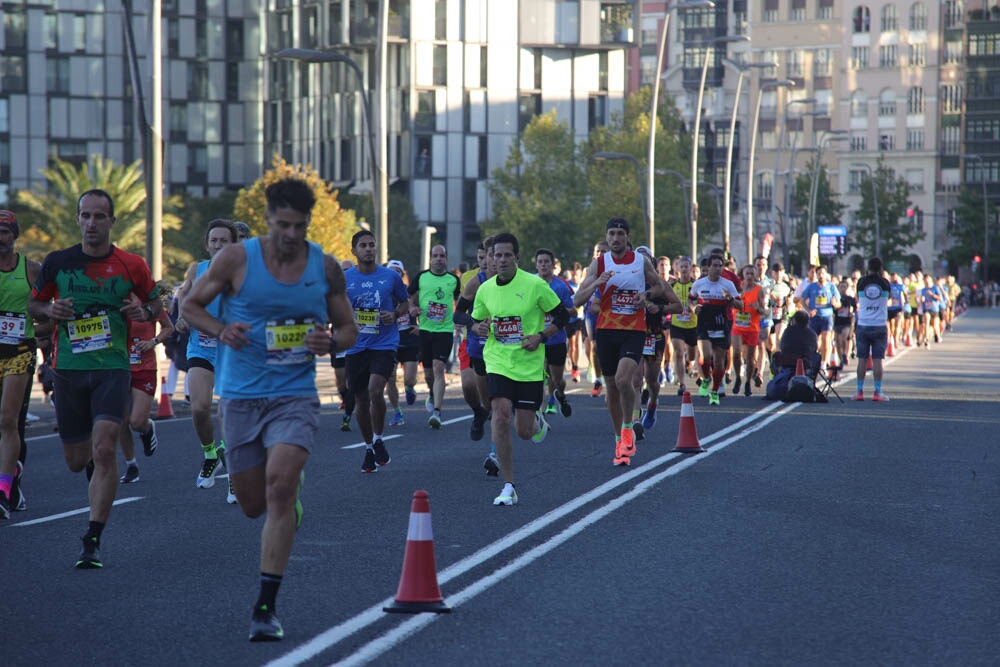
(746, 79), (794, 264)
(805, 131), (849, 264)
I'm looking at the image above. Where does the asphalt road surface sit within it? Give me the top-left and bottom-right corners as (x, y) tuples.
(4, 309), (998, 666)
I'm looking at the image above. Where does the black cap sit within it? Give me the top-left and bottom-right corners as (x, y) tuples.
(606, 217), (629, 233)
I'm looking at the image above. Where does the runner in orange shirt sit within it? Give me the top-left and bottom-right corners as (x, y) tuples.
(731, 264), (767, 397)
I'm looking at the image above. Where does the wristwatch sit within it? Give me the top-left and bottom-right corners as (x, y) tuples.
(538, 331), (549, 343)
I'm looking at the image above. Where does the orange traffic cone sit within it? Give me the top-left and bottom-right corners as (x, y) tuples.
(384, 490), (451, 614)
(673, 391), (704, 454)
(795, 358), (805, 377)
(154, 377), (175, 420)
(887, 336), (896, 357)
(904, 330), (912, 347)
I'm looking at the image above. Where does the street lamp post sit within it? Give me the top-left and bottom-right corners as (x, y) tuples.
(967, 154), (990, 283)
(593, 152), (650, 238)
(276, 47), (387, 263)
(747, 79), (794, 265)
(646, 0), (716, 256)
(852, 162), (880, 258)
(690, 34), (750, 261)
(806, 132), (848, 266)
(770, 97), (815, 260)
(721, 59), (774, 258)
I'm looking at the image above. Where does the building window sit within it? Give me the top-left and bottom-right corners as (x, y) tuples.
(599, 51), (608, 92)
(49, 141), (88, 167)
(909, 3), (927, 31)
(880, 5), (897, 31)
(818, 0), (834, 20)
(226, 61), (240, 101)
(463, 179), (477, 221)
(878, 44), (897, 68)
(533, 49), (542, 89)
(639, 56), (657, 87)
(813, 48), (833, 76)
(73, 14), (86, 51)
(850, 47), (869, 69)
(878, 132), (895, 151)
(641, 16), (658, 47)
(851, 91), (868, 117)
(908, 43), (926, 67)
(415, 91), (436, 131)
(790, 0), (806, 21)
(433, 45), (447, 86)
(589, 94), (608, 131)
(0, 56), (26, 94)
(940, 84), (962, 114)
(756, 171), (774, 200)
(435, 0), (447, 40)
(760, 50), (779, 78)
(0, 99), (7, 133)
(852, 6), (871, 33)
(519, 93), (541, 132)
(478, 135), (488, 179)
(763, 0), (778, 23)
(907, 87), (924, 114)
(848, 168), (866, 193)
(878, 90), (896, 116)
(415, 136), (432, 177)
(944, 1), (963, 28)
(941, 125), (960, 154)
(787, 50), (805, 78)
(227, 20), (244, 59)
(967, 119), (1000, 141)
(850, 133), (867, 152)
(188, 62), (209, 100)
(480, 46), (488, 88)
(905, 129), (924, 151)
(944, 40), (963, 65)
(46, 58), (70, 95)
(3, 6), (26, 51)
(170, 103), (187, 142)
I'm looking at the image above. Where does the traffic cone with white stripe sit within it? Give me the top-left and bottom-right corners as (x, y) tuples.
(672, 391), (704, 454)
(154, 376), (174, 419)
(384, 490), (451, 614)
(887, 335), (896, 357)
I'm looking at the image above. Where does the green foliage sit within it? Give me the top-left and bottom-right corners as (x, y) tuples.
(232, 155), (358, 260)
(340, 189), (423, 273)
(940, 185), (996, 279)
(13, 155), (191, 281)
(850, 156), (923, 264)
(792, 160), (848, 266)
(169, 189), (239, 264)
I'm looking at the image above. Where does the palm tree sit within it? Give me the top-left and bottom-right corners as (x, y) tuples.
(14, 155), (192, 278)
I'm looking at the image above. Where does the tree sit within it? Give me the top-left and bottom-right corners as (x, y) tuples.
(792, 160), (847, 268)
(13, 155), (191, 281)
(169, 189), (239, 263)
(940, 185), (997, 279)
(851, 157), (923, 264)
(232, 155), (358, 260)
(485, 110), (590, 267)
(340, 189), (423, 274)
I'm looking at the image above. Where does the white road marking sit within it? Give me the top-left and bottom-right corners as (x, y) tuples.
(9, 496), (144, 528)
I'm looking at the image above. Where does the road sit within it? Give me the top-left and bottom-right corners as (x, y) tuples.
(3, 309), (998, 666)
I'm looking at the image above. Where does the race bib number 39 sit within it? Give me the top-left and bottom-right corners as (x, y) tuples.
(0, 311), (27, 345)
(265, 318), (316, 365)
(68, 312), (112, 354)
(493, 316), (524, 345)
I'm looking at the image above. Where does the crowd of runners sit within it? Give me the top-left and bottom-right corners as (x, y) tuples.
(0, 189), (967, 641)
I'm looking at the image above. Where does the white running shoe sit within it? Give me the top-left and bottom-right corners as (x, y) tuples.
(531, 411), (550, 444)
(493, 483), (518, 506)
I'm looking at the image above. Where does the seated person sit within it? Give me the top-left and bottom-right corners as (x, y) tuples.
(774, 310), (820, 377)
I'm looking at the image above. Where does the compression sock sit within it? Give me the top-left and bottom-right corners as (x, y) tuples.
(857, 379), (864, 394)
(256, 572), (283, 612)
(0, 474), (12, 498)
(202, 441), (218, 458)
(874, 380), (883, 394)
(124, 458), (137, 467)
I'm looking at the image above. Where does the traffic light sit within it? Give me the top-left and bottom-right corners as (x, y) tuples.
(906, 207), (915, 217)
(974, 255), (982, 263)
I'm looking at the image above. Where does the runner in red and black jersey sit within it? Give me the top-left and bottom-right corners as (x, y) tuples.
(689, 254), (742, 406)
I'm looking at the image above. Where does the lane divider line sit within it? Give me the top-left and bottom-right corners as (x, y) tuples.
(9, 496), (144, 528)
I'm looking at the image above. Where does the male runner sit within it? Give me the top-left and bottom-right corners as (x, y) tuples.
(470, 232), (569, 506)
(454, 237), (494, 445)
(182, 178), (357, 641)
(753, 255), (774, 384)
(385, 259), (420, 426)
(853, 257), (891, 402)
(0, 211), (41, 518)
(668, 256), (699, 396)
(408, 245), (460, 428)
(28, 190), (161, 566)
(800, 265), (841, 369)
(732, 264), (767, 397)
(175, 219), (237, 495)
(534, 248), (574, 419)
(690, 253), (742, 406)
(573, 218), (672, 466)
(344, 230), (409, 473)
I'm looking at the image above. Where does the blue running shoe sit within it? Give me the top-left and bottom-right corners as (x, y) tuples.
(641, 401), (657, 430)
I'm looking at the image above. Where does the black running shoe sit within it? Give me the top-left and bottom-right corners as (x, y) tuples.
(341, 414), (352, 432)
(470, 408), (486, 441)
(555, 389), (572, 418)
(10, 460), (24, 511)
(0, 490), (10, 520)
(75, 535), (102, 569)
(373, 438), (391, 466)
(483, 453), (499, 477)
(633, 421), (645, 441)
(141, 422), (158, 456)
(361, 448), (377, 473)
(641, 387), (649, 406)
(732, 378), (742, 395)
(249, 606), (284, 642)
(120, 464), (140, 484)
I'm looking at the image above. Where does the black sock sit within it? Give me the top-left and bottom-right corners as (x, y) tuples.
(256, 572), (283, 612)
(86, 520), (105, 542)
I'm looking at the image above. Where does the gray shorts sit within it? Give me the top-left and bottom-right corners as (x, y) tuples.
(220, 395), (320, 474)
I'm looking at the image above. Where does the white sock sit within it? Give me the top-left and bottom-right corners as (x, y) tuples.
(125, 458), (137, 466)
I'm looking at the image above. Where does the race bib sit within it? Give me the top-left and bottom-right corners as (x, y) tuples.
(675, 310), (691, 323)
(642, 334), (656, 356)
(129, 337), (142, 365)
(0, 311), (27, 345)
(426, 301), (447, 322)
(397, 313), (411, 331)
(196, 330), (218, 348)
(355, 307), (380, 335)
(771, 306), (783, 320)
(68, 311), (112, 354)
(836, 307), (850, 317)
(708, 329), (726, 339)
(611, 289), (639, 316)
(265, 318), (316, 365)
(734, 312), (751, 328)
(815, 294), (829, 306)
(493, 316), (523, 345)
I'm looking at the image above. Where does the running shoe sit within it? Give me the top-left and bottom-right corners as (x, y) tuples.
(11, 460), (24, 511)
(753, 373), (763, 388)
(531, 411), (550, 444)
(658, 370), (666, 387)
(555, 389), (572, 417)
(373, 438), (391, 466)
(872, 391), (890, 403)
(619, 427), (636, 457)
(428, 410), (442, 429)
(249, 606), (284, 642)
(75, 535), (102, 569)
(389, 409), (405, 426)
(227, 478), (238, 505)
(852, 391), (864, 402)
(744, 382), (752, 398)
(633, 420), (645, 441)
(698, 378), (710, 397)
(640, 387), (649, 407)
(571, 369), (580, 383)
(341, 414), (352, 432)
(590, 380), (603, 397)
(470, 408), (487, 441)
(140, 422), (158, 457)
(0, 491), (9, 520)
(405, 385), (416, 405)
(613, 455), (631, 466)
(361, 448), (377, 473)
(732, 378), (742, 395)
(544, 396), (558, 415)
(666, 366), (676, 384)
(642, 401), (657, 430)
(484, 452), (499, 477)
(718, 384), (726, 397)
(120, 464), (140, 484)
(425, 395), (434, 413)
(197, 456), (222, 489)
(725, 371), (732, 385)
(493, 483), (518, 506)
(709, 391), (720, 406)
